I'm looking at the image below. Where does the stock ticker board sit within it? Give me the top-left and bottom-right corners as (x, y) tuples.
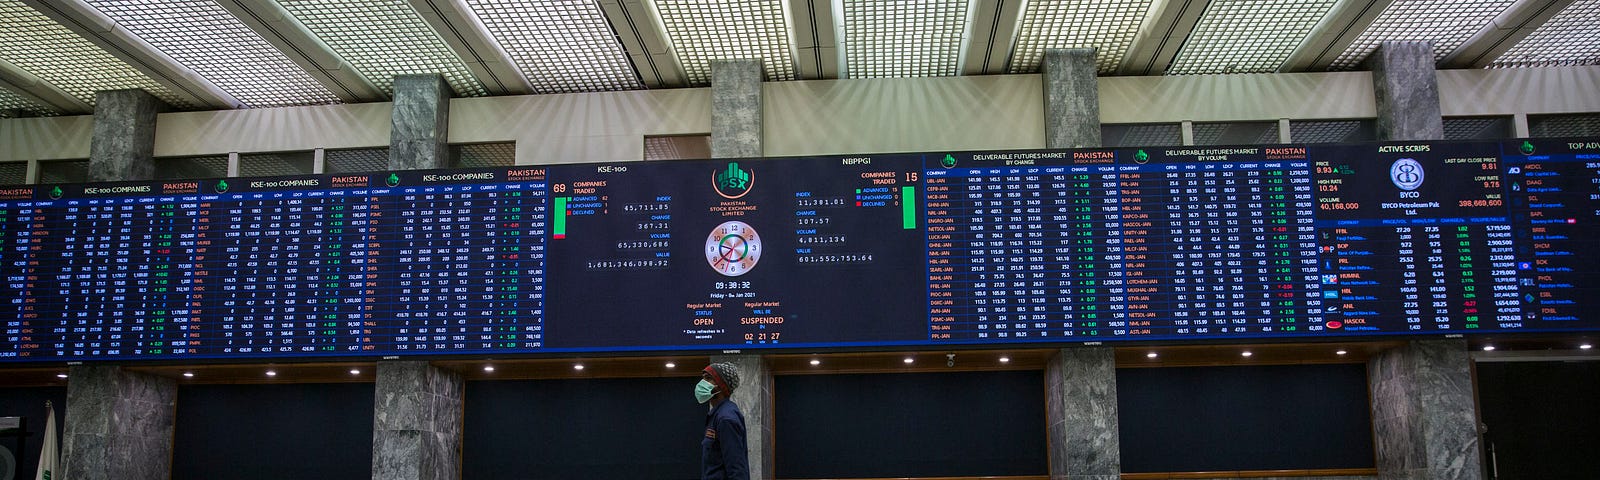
(1, 138), (1597, 362)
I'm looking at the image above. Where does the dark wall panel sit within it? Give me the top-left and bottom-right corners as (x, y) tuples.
(0, 387), (66, 479)
(464, 377), (703, 480)
(1117, 364), (1374, 472)
(1477, 361), (1600, 479)
(775, 371), (1047, 478)
(172, 383), (375, 480)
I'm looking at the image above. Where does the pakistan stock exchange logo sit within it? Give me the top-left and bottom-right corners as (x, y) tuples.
(713, 162), (753, 199)
(1390, 158), (1424, 191)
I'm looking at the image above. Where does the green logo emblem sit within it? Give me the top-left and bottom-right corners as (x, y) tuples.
(713, 162), (753, 199)
(386, 173), (401, 187)
(48, 186), (62, 200)
(941, 154), (957, 168)
(1519, 141), (1535, 155)
(214, 180), (228, 193)
(1135, 150), (1149, 163)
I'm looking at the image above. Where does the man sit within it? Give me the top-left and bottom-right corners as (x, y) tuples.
(697, 362), (749, 480)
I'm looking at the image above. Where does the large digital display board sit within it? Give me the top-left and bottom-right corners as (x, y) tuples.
(1, 138), (1596, 362)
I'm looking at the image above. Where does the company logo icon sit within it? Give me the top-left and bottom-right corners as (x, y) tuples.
(1519, 140), (1535, 155)
(1135, 150), (1149, 163)
(386, 173), (401, 187)
(941, 154), (957, 168)
(214, 180), (229, 193)
(1390, 158), (1424, 191)
(706, 221), (761, 276)
(713, 162), (753, 199)
(48, 186), (62, 200)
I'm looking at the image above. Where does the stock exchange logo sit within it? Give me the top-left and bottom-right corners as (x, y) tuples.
(1390, 158), (1424, 191)
(713, 162), (753, 199)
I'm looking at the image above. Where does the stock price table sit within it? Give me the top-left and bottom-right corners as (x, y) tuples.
(1, 139), (1596, 362)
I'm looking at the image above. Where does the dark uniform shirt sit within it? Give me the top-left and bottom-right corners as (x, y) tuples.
(701, 399), (749, 480)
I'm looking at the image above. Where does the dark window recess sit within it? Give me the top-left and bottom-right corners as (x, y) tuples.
(1289, 119), (1377, 143)
(645, 135), (712, 161)
(1529, 113), (1600, 138)
(155, 156), (229, 180)
(450, 142), (516, 168)
(1476, 361), (1600, 479)
(776, 371), (1048, 478)
(1117, 364), (1375, 473)
(238, 151), (314, 177)
(36, 160), (87, 184)
(0, 162), (27, 185)
(172, 383), (375, 480)
(325, 148), (389, 174)
(1443, 116), (1514, 140)
(1102, 124), (1182, 147)
(464, 377), (703, 480)
(1193, 121), (1281, 145)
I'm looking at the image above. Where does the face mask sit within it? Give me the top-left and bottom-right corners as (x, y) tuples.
(695, 379), (718, 404)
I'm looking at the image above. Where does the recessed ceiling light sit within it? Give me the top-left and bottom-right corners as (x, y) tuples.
(1241, 351), (1253, 357)
(998, 356), (1011, 363)
(349, 369), (361, 375)
(1581, 344), (1593, 350)
(1146, 352), (1159, 359)
(573, 364), (585, 371)
(809, 359), (821, 366)
(183, 372), (195, 378)
(665, 362), (677, 368)
(1483, 345), (1496, 351)
(1336, 350), (1348, 355)
(483, 365), (495, 372)
(265, 370), (277, 377)
(56, 373), (67, 379)
(903, 357), (915, 364)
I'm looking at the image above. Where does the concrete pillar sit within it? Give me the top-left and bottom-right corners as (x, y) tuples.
(1366, 41), (1445, 141)
(1042, 49), (1101, 149)
(371, 361), (463, 480)
(390, 75), (451, 170)
(88, 89), (165, 182)
(711, 59), (763, 159)
(1046, 347), (1121, 480)
(710, 354), (774, 480)
(60, 365), (176, 480)
(1368, 339), (1484, 480)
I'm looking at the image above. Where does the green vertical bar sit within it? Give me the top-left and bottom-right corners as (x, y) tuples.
(553, 196), (568, 237)
(901, 186), (916, 229)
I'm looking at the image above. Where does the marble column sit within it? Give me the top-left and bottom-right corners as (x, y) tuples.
(60, 365), (177, 480)
(371, 361), (464, 480)
(1368, 339), (1483, 480)
(1046, 347), (1120, 480)
(710, 354), (774, 479)
(1365, 41), (1445, 141)
(88, 89), (165, 182)
(1042, 48), (1102, 149)
(711, 59), (763, 159)
(390, 74), (451, 170)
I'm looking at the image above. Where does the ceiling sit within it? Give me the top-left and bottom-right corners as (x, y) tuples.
(0, 0), (1595, 117)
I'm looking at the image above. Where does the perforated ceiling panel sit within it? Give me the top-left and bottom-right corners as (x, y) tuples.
(1168, 0), (1336, 74)
(277, 0), (488, 97)
(0, 0), (193, 109)
(1491, 0), (1600, 68)
(1330, 0), (1517, 70)
(463, 0), (641, 93)
(840, 0), (969, 78)
(654, 0), (796, 84)
(1009, 0), (1154, 74)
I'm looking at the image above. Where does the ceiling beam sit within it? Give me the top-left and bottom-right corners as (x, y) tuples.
(961, 0), (1024, 76)
(21, 0), (241, 109)
(600, 0), (688, 88)
(0, 57), (91, 113)
(787, 0), (840, 80)
(1279, 0), (1397, 72)
(1439, 0), (1577, 68)
(216, 0), (385, 103)
(1119, 0), (1212, 76)
(406, 0), (534, 95)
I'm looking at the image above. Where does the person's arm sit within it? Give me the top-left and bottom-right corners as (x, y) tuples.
(716, 415), (750, 480)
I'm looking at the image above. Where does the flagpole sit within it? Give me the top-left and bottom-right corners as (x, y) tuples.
(35, 399), (57, 480)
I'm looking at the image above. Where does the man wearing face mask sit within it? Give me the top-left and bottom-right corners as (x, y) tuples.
(697, 362), (749, 480)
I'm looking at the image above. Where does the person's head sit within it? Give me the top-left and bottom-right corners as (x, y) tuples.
(696, 362), (741, 404)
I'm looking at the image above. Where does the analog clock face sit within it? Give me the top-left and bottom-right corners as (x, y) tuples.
(705, 221), (761, 276)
